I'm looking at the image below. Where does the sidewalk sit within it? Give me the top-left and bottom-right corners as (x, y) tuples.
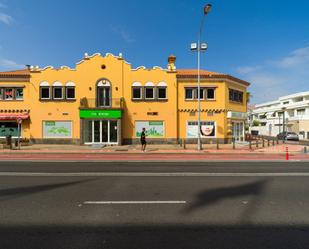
(0, 143), (307, 155)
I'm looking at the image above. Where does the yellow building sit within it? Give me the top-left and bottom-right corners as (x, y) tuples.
(0, 53), (250, 145)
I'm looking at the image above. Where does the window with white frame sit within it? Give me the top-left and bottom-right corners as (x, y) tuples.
(145, 82), (155, 99)
(40, 81), (51, 99)
(145, 87), (154, 99)
(66, 87), (75, 99)
(185, 88), (195, 100)
(185, 87), (216, 100)
(206, 88), (215, 100)
(65, 82), (76, 99)
(0, 88), (23, 100)
(53, 82), (64, 100)
(157, 82), (167, 100)
(132, 82), (142, 99)
(15, 88), (24, 100)
(4, 88), (13, 100)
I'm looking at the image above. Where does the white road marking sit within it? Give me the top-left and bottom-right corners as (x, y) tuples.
(83, 201), (187, 205)
(1, 172), (309, 177)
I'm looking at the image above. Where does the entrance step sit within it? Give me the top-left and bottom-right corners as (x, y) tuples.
(91, 144), (106, 149)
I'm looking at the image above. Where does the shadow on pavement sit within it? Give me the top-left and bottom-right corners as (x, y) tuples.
(0, 224), (308, 249)
(0, 179), (95, 202)
(184, 179), (268, 214)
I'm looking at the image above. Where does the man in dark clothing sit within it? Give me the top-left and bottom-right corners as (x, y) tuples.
(141, 128), (147, 152)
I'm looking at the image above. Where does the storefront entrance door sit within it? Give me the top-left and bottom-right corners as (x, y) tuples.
(232, 122), (244, 142)
(84, 120), (118, 144)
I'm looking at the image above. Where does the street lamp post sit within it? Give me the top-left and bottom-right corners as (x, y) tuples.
(191, 3), (212, 151)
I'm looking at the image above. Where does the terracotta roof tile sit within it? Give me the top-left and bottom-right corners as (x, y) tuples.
(0, 69), (30, 77)
(177, 69), (250, 86)
(177, 69), (224, 76)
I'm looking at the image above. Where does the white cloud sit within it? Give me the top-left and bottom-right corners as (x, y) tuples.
(275, 46), (309, 68)
(0, 13), (13, 25)
(236, 66), (260, 75)
(111, 26), (135, 43)
(0, 59), (24, 70)
(235, 46), (309, 104)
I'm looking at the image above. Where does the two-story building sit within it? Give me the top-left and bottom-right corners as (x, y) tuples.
(0, 53), (250, 145)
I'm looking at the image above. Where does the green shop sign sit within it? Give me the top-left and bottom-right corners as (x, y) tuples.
(79, 109), (122, 119)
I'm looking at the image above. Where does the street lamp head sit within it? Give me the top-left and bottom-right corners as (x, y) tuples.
(190, 43), (198, 51)
(204, 4), (212, 15)
(200, 43), (208, 51)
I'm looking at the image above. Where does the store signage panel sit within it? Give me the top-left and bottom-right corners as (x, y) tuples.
(80, 110), (122, 119)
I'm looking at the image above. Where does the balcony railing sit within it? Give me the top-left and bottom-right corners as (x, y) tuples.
(80, 98), (123, 109)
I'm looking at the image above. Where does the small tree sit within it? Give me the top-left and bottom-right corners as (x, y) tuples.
(252, 120), (260, 127)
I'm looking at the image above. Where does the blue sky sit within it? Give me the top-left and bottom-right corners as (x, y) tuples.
(0, 0), (309, 104)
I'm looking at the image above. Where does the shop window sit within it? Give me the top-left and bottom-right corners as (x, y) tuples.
(145, 87), (155, 99)
(0, 122), (18, 137)
(132, 87), (142, 99)
(187, 121), (216, 138)
(185, 88), (194, 100)
(66, 87), (75, 99)
(40, 87), (50, 99)
(15, 88), (23, 100)
(53, 87), (64, 99)
(0, 88), (3, 100)
(4, 88), (13, 100)
(158, 87), (167, 99)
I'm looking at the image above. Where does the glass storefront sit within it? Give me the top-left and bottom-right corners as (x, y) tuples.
(0, 122), (19, 137)
(83, 120), (119, 144)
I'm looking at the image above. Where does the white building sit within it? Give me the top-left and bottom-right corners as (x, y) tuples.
(250, 91), (309, 140)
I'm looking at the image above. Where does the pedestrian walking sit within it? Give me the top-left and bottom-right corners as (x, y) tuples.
(141, 128), (147, 152)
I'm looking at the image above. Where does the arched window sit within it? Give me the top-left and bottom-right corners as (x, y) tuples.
(132, 82), (142, 100)
(97, 79), (111, 107)
(65, 82), (76, 100)
(144, 82), (155, 99)
(52, 82), (64, 100)
(40, 81), (50, 100)
(157, 82), (167, 100)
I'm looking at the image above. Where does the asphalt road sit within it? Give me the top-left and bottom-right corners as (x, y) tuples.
(0, 161), (309, 249)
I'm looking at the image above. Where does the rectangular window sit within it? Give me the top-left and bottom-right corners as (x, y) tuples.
(0, 122), (19, 137)
(53, 87), (63, 99)
(43, 121), (72, 138)
(66, 87), (75, 99)
(132, 87), (142, 99)
(185, 88), (194, 100)
(158, 87), (167, 99)
(297, 109), (306, 116)
(206, 88), (215, 99)
(198, 88), (204, 99)
(187, 121), (216, 138)
(40, 87), (50, 99)
(0, 88), (3, 100)
(229, 89), (243, 103)
(4, 88), (13, 100)
(145, 87), (154, 99)
(15, 88), (23, 100)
